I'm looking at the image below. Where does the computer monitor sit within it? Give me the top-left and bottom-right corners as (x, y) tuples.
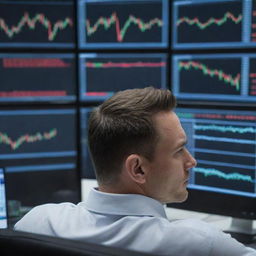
(81, 105), (256, 242)
(79, 53), (167, 102)
(172, 53), (256, 106)
(80, 107), (98, 200)
(80, 107), (97, 180)
(0, 108), (80, 220)
(78, 0), (169, 49)
(169, 107), (256, 243)
(0, 168), (8, 229)
(0, 0), (75, 48)
(172, 0), (256, 49)
(0, 53), (76, 103)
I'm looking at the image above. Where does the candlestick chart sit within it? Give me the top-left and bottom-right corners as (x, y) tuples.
(176, 56), (242, 95)
(0, 110), (76, 155)
(175, 0), (242, 44)
(0, 1), (74, 47)
(79, 0), (167, 48)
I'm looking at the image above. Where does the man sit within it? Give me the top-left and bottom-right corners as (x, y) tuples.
(15, 87), (256, 255)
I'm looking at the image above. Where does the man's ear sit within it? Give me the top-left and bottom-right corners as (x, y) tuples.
(124, 154), (147, 184)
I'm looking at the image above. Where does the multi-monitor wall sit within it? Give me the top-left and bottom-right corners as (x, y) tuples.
(0, 0), (255, 228)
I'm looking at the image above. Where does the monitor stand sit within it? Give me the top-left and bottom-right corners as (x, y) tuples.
(224, 218), (256, 244)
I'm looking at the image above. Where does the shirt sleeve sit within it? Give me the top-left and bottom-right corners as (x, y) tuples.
(209, 227), (256, 256)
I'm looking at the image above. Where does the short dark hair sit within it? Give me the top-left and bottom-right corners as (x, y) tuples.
(88, 87), (176, 185)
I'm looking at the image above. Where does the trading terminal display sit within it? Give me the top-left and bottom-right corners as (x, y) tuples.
(79, 53), (167, 102)
(172, 54), (256, 104)
(80, 108), (96, 179)
(172, 0), (256, 49)
(78, 0), (168, 49)
(0, 0), (75, 48)
(176, 108), (256, 197)
(0, 109), (79, 207)
(0, 54), (76, 103)
(0, 168), (7, 229)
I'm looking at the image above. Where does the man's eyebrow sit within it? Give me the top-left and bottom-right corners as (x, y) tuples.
(174, 139), (188, 149)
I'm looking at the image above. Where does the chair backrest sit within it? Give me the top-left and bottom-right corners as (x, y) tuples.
(0, 228), (153, 256)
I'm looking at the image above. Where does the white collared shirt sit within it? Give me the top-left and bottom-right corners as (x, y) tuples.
(14, 188), (256, 255)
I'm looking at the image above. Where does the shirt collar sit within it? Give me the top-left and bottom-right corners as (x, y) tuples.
(82, 188), (167, 219)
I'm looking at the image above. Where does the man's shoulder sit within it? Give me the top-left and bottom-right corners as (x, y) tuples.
(14, 202), (79, 234)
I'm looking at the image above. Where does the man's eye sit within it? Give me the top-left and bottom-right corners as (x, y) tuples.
(177, 148), (184, 154)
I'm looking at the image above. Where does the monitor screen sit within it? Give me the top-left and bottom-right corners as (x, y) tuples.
(78, 0), (168, 49)
(0, 109), (80, 211)
(80, 107), (97, 179)
(0, 53), (76, 103)
(81, 106), (256, 221)
(172, 0), (256, 49)
(172, 53), (256, 105)
(0, 0), (75, 48)
(169, 108), (256, 220)
(79, 53), (167, 102)
(0, 168), (7, 229)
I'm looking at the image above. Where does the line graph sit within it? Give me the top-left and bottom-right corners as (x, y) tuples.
(194, 135), (254, 144)
(86, 12), (163, 42)
(178, 60), (241, 91)
(194, 124), (256, 134)
(0, 12), (73, 41)
(194, 167), (254, 183)
(85, 61), (166, 68)
(0, 128), (57, 150)
(175, 1), (243, 44)
(176, 12), (242, 30)
(81, 55), (165, 98)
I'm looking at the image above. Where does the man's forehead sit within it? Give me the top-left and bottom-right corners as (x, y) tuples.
(153, 111), (186, 140)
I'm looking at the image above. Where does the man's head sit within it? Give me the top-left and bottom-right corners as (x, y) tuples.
(88, 87), (196, 203)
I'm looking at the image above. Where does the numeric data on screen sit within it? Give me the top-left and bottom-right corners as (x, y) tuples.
(78, 0), (168, 49)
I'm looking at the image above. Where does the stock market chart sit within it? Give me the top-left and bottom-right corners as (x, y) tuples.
(177, 108), (256, 197)
(0, 54), (76, 102)
(172, 54), (256, 104)
(78, 0), (168, 48)
(0, 0), (74, 47)
(79, 53), (167, 101)
(172, 0), (256, 49)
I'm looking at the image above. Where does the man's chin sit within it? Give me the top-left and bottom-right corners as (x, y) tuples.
(165, 191), (189, 204)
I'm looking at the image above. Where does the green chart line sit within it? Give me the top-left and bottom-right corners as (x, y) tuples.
(0, 128), (57, 150)
(86, 12), (163, 42)
(0, 12), (73, 41)
(177, 11), (242, 29)
(179, 60), (241, 91)
(193, 167), (254, 183)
